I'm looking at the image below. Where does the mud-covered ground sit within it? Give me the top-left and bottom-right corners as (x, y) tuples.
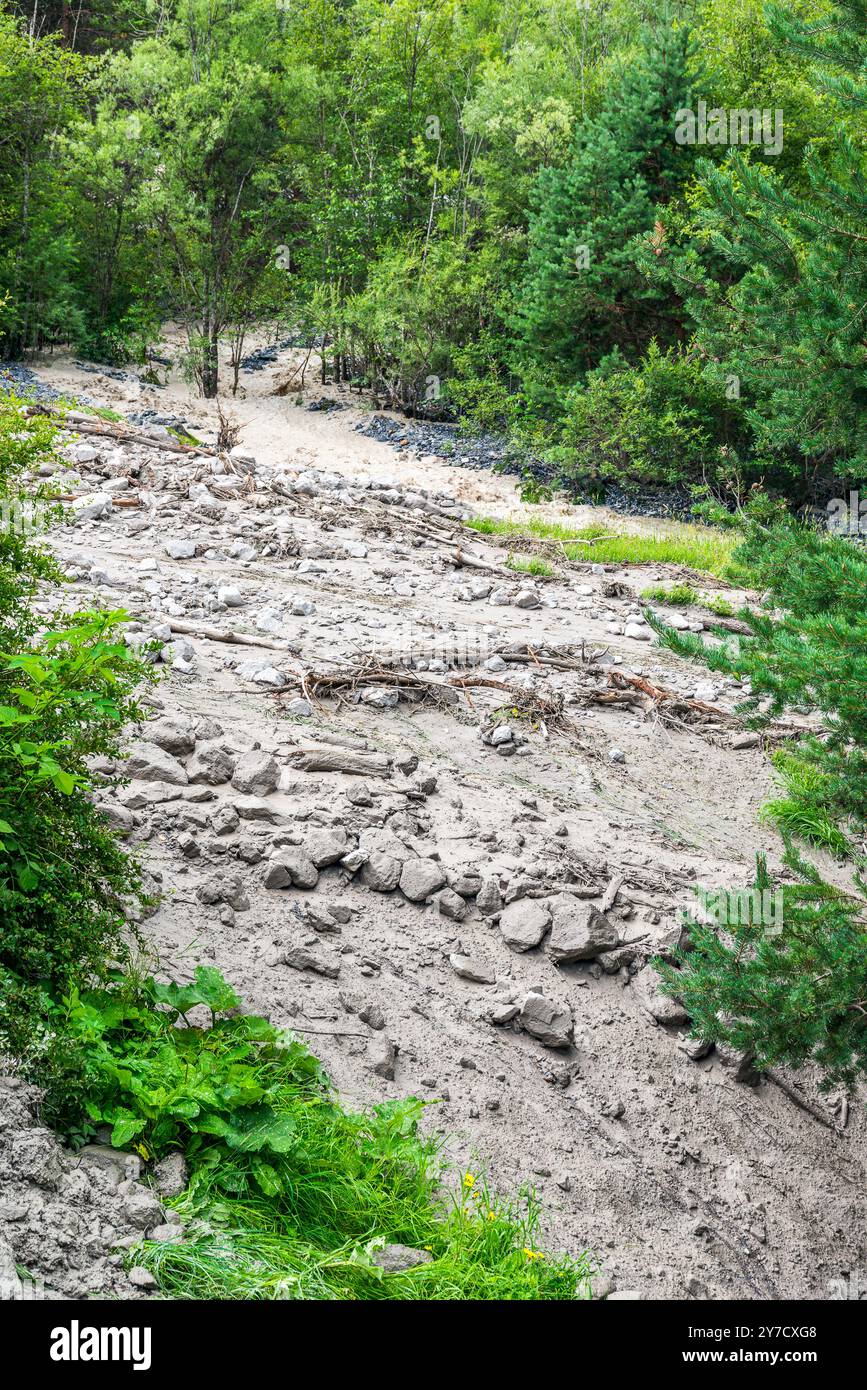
(2, 337), (864, 1302)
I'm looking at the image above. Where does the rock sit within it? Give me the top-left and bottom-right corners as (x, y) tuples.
(359, 1002), (385, 1030)
(519, 992), (574, 1049)
(217, 585), (244, 608)
(211, 804), (240, 835)
(231, 749), (279, 796)
(476, 877), (503, 917)
(437, 887), (467, 921)
(187, 742), (236, 785)
(291, 595), (315, 616)
(678, 1035), (713, 1061)
(399, 857), (447, 902)
(715, 1043), (761, 1085)
(285, 697), (312, 717)
(452, 872), (482, 899)
(372, 1244), (433, 1273)
(514, 589), (540, 609)
(449, 954), (496, 985)
(148, 716), (196, 756)
(148, 1223), (184, 1242)
(164, 538), (196, 559)
(242, 665), (286, 689)
(361, 851), (402, 892)
(94, 801), (134, 835)
(125, 742), (188, 785)
(369, 1034), (397, 1080)
(196, 872), (250, 911)
(608, 746), (626, 764)
(489, 1002), (521, 1025)
(127, 1266), (158, 1289)
(70, 492), (112, 523)
(547, 900), (620, 963)
(78, 1145), (141, 1183)
(731, 731), (760, 749)
(361, 686), (399, 709)
(281, 946), (340, 978)
(263, 848), (319, 890)
(498, 898), (551, 952)
(634, 967), (690, 1025)
(10, 1129), (63, 1189)
(304, 827), (349, 868)
(122, 1189), (165, 1231)
(152, 1152), (189, 1199)
(624, 622), (652, 641)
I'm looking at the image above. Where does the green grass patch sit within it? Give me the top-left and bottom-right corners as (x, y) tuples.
(641, 583), (736, 616)
(505, 553), (555, 578)
(467, 516), (736, 576)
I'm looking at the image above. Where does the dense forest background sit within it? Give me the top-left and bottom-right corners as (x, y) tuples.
(2, 0), (866, 503)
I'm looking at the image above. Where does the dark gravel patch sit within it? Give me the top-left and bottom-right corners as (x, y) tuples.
(355, 413), (701, 521)
(0, 361), (74, 404)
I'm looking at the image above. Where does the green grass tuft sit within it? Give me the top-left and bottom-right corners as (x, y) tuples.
(467, 516), (736, 576)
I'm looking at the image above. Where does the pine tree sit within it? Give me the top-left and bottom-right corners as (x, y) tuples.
(644, 0), (867, 483)
(651, 518), (867, 1087)
(514, 16), (694, 402)
(660, 850), (867, 1088)
(650, 519), (867, 857)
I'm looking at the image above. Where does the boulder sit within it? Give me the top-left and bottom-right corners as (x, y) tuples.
(231, 750), (279, 797)
(125, 742), (188, 786)
(263, 849), (319, 890)
(498, 898), (551, 952)
(547, 900), (620, 963)
(519, 992), (574, 1049)
(361, 851), (402, 892)
(187, 742), (236, 785)
(399, 857), (447, 902)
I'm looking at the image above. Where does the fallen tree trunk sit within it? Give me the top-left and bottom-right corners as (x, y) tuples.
(168, 620), (288, 651)
(288, 748), (392, 776)
(25, 407), (216, 457)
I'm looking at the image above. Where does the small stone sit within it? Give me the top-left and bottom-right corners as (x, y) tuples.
(449, 953), (496, 985)
(371, 1244), (433, 1273)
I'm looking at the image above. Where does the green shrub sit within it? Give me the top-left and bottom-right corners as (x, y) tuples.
(0, 394), (149, 1056)
(549, 342), (748, 488)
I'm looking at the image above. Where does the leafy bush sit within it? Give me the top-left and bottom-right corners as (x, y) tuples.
(0, 394), (148, 1056)
(549, 342), (748, 488)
